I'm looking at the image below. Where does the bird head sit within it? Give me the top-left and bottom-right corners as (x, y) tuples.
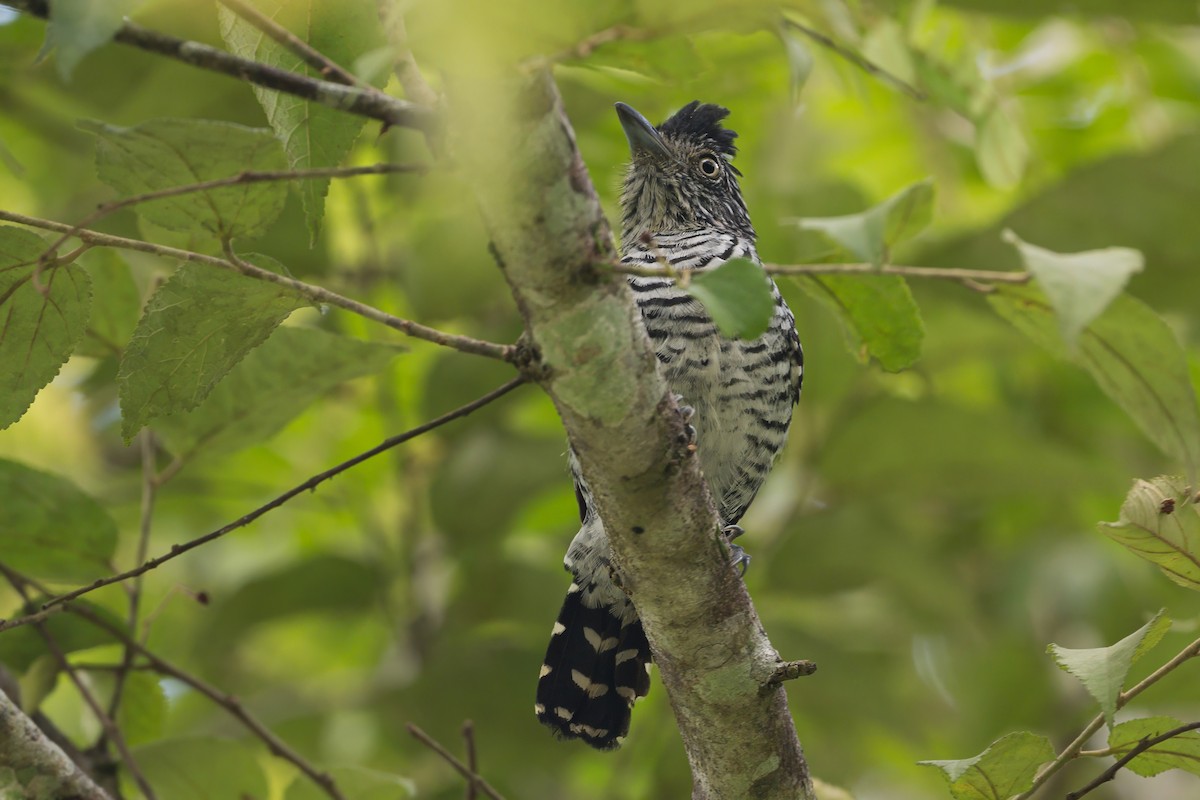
(615, 100), (754, 246)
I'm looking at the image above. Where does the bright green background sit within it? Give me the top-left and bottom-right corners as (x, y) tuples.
(2, 1), (1200, 798)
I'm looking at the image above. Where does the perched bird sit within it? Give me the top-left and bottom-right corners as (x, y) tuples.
(535, 101), (804, 749)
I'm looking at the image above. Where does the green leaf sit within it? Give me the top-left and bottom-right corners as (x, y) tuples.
(684, 258), (775, 339)
(920, 731), (1055, 800)
(81, 118), (288, 240)
(989, 285), (1200, 482)
(217, 0), (386, 242)
(75, 248), (142, 358)
(117, 259), (309, 441)
(788, 179), (934, 268)
(792, 273), (923, 371)
(976, 106), (1029, 189)
(284, 766), (415, 800)
(44, 0), (145, 79)
(1047, 611), (1170, 727)
(117, 671), (167, 747)
(131, 737), (269, 800)
(0, 459), (117, 582)
(154, 326), (401, 459)
(1108, 716), (1200, 778)
(777, 25), (814, 104)
(0, 600), (125, 672)
(1101, 477), (1200, 591)
(1003, 231), (1144, 349)
(0, 227), (92, 429)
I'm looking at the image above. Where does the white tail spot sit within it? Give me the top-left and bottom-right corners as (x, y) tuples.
(567, 582), (581, 594)
(586, 682), (609, 698)
(614, 648), (639, 665)
(569, 722), (609, 739)
(616, 686), (637, 702)
(554, 706), (573, 720)
(551, 621), (566, 636)
(571, 669), (591, 691)
(539, 664), (552, 678)
(534, 703), (545, 715)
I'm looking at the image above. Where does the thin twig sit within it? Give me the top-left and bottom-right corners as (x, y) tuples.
(781, 16), (927, 101)
(0, 569), (158, 800)
(51, 600), (347, 800)
(0, 209), (514, 362)
(38, 163), (428, 261)
(462, 720), (478, 800)
(765, 660), (818, 688)
(534, 24), (656, 67)
(104, 431), (159, 726)
(377, 1), (439, 107)
(407, 724), (505, 800)
(4, 0), (436, 133)
(1066, 721), (1200, 800)
(0, 378), (527, 629)
(217, 0), (366, 88)
(1014, 633), (1200, 799)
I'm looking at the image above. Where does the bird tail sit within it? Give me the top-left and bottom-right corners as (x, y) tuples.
(535, 582), (652, 749)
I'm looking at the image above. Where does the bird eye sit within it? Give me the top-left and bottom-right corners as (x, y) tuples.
(698, 157), (721, 178)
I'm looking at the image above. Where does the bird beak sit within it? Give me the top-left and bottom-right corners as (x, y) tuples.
(615, 102), (671, 159)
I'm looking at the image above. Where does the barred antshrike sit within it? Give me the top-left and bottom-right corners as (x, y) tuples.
(535, 101), (804, 749)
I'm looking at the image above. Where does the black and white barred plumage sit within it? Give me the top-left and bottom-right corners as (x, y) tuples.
(535, 101), (803, 750)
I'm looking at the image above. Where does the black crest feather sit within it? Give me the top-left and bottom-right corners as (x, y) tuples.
(658, 101), (738, 157)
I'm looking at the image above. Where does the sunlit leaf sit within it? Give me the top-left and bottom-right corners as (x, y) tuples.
(1003, 230), (1143, 348)
(685, 258), (774, 339)
(75, 248), (142, 358)
(976, 105), (1029, 189)
(284, 766), (415, 799)
(1108, 716), (1200, 778)
(792, 273), (923, 371)
(117, 671), (168, 747)
(0, 459), (117, 582)
(82, 118), (288, 239)
(0, 601), (124, 672)
(131, 737), (269, 800)
(920, 731), (1055, 800)
(43, 0), (145, 79)
(218, 0), (386, 242)
(788, 179), (934, 268)
(989, 286), (1200, 481)
(1047, 611), (1170, 727)
(117, 258), (309, 440)
(0, 227), (92, 429)
(153, 326), (402, 459)
(1101, 477), (1200, 591)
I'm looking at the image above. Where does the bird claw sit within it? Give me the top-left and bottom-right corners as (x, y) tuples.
(722, 524), (750, 575)
(672, 393), (697, 448)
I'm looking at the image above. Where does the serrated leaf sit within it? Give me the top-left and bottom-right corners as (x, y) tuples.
(788, 179), (934, 268)
(0, 227), (92, 429)
(44, 0), (145, 79)
(117, 258), (309, 441)
(920, 731), (1055, 800)
(75, 248), (142, 358)
(684, 258), (774, 339)
(976, 106), (1029, 189)
(218, 0), (386, 242)
(1101, 477), (1200, 591)
(1108, 716), (1200, 778)
(792, 273), (923, 371)
(0, 600), (125, 672)
(117, 671), (167, 746)
(1003, 231), (1144, 349)
(989, 285), (1200, 482)
(131, 737), (269, 800)
(81, 118), (287, 240)
(284, 766), (415, 800)
(0, 459), (117, 582)
(154, 326), (401, 459)
(1047, 611), (1170, 727)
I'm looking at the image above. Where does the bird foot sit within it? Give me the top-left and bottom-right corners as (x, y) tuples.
(672, 393), (697, 449)
(722, 524), (750, 575)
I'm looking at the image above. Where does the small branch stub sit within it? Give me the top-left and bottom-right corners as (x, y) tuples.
(766, 660), (819, 688)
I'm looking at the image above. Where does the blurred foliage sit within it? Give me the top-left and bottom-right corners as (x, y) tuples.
(2, 1), (1200, 799)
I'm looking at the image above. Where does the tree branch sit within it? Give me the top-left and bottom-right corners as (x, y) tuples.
(0, 209), (512, 361)
(0, 377), (525, 633)
(1067, 721), (1200, 800)
(452, 70), (813, 799)
(0, 686), (113, 800)
(780, 16), (927, 100)
(407, 724), (504, 800)
(4, 0), (436, 133)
